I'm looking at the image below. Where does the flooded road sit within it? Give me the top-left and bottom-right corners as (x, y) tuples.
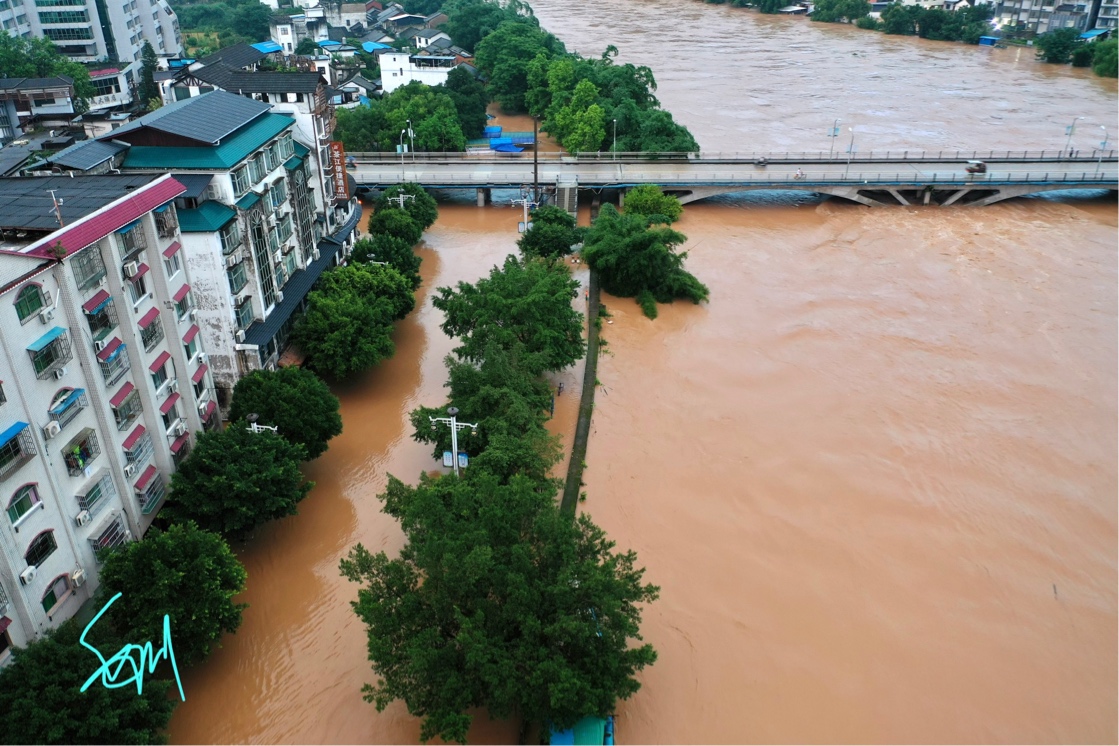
(171, 0), (1116, 742)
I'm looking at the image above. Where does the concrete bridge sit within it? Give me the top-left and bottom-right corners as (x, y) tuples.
(349, 149), (1119, 207)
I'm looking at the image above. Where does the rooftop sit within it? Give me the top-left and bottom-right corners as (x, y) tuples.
(198, 42), (267, 71)
(189, 63), (325, 94)
(0, 76), (74, 92)
(45, 139), (129, 171)
(106, 90), (271, 146)
(120, 112), (295, 170)
(178, 201), (237, 232)
(0, 174), (161, 233)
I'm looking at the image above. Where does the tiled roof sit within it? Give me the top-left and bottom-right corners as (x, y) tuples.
(0, 76), (73, 91)
(191, 63), (325, 94)
(178, 201), (237, 232)
(107, 90), (271, 146)
(121, 113), (294, 170)
(45, 139), (129, 170)
(168, 173), (213, 199)
(198, 42), (266, 71)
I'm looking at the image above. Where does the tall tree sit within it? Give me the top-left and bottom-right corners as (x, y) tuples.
(622, 185), (684, 224)
(368, 208), (424, 245)
(518, 205), (581, 261)
(374, 183), (439, 231)
(1035, 27), (1083, 64)
(340, 471), (659, 744)
(352, 233), (424, 289)
(138, 42), (161, 108)
(440, 66), (490, 139)
(97, 522), (248, 666)
(166, 426), (313, 539)
(229, 366), (343, 460)
(0, 33), (95, 108)
(433, 255), (585, 375)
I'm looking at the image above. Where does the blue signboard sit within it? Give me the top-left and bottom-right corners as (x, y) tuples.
(458, 452), (469, 469)
(442, 451), (454, 467)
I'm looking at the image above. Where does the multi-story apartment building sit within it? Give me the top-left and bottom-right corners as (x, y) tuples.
(39, 90), (359, 403)
(0, 173), (216, 662)
(0, 76), (75, 142)
(993, 0), (1095, 31)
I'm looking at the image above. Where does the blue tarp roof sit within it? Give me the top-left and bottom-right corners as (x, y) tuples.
(494, 143), (523, 152)
(362, 41), (391, 52)
(317, 40), (342, 47)
(251, 40), (284, 53)
(1081, 28), (1109, 38)
(28, 326), (66, 352)
(0, 421), (28, 447)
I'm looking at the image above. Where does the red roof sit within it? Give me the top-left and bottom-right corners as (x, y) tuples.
(89, 67), (121, 78)
(137, 307), (160, 328)
(82, 289), (110, 313)
(129, 263), (150, 282)
(122, 424), (146, 450)
(148, 350), (171, 372)
(162, 241), (182, 258)
(26, 177), (185, 260)
(96, 337), (122, 361)
(183, 324), (199, 343)
(135, 464), (158, 491)
(192, 362), (208, 383)
(204, 400), (217, 419)
(159, 391), (181, 414)
(173, 284), (191, 302)
(109, 381), (135, 407)
(170, 433), (191, 454)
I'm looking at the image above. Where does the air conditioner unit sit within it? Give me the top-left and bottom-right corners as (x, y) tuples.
(75, 510), (91, 527)
(312, 248), (320, 261)
(43, 290), (53, 306)
(225, 251), (241, 268)
(235, 292), (250, 306)
(124, 463), (136, 477)
(167, 379), (178, 394)
(53, 367), (67, 380)
(173, 422), (188, 436)
(123, 261), (139, 277)
(189, 309), (198, 321)
(39, 307), (55, 324)
(275, 290), (284, 303)
(124, 529), (133, 543)
(235, 329), (246, 343)
(272, 250), (283, 265)
(198, 399), (209, 415)
(71, 567), (86, 587)
(198, 353), (208, 364)
(43, 421), (61, 439)
(20, 566), (36, 585)
(94, 339), (108, 352)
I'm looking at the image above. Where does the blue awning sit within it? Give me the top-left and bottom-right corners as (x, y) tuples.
(50, 388), (85, 415)
(362, 41), (390, 52)
(154, 203), (171, 213)
(1081, 28), (1109, 38)
(28, 326), (66, 352)
(116, 219), (141, 234)
(317, 40), (341, 47)
(0, 421), (28, 447)
(251, 40), (283, 54)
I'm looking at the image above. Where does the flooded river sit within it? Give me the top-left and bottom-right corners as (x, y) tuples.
(170, 1), (1117, 743)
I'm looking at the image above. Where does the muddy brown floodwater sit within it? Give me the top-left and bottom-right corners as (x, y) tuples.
(171, 1), (1116, 743)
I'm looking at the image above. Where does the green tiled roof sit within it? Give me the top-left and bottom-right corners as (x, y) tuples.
(235, 192), (260, 210)
(293, 141), (309, 157)
(178, 201), (237, 232)
(121, 113), (295, 171)
(284, 155), (304, 171)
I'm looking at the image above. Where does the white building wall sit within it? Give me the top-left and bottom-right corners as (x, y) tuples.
(380, 51), (454, 94)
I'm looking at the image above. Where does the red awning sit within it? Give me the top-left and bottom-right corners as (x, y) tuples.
(162, 241), (182, 258)
(173, 284), (191, 302)
(96, 337), (122, 361)
(182, 324), (200, 344)
(109, 382), (135, 407)
(0, 616), (11, 635)
(82, 289), (110, 313)
(137, 307), (160, 328)
(134, 464), (158, 491)
(122, 424), (146, 450)
(148, 350), (171, 372)
(159, 391), (181, 414)
(192, 362), (208, 383)
(128, 263), (150, 282)
(204, 400), (217, 419)
(170, 433), (190, 453)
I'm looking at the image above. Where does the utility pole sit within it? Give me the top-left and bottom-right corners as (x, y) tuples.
(386, 192), (415, 210)
(533, 115), (540, 203)
(48, 189), (65, 227)
(245, 413), (279, 435)
(828, 118), (841, 158)
(428, 406), (477, 477)
(512, 192), (537, 232)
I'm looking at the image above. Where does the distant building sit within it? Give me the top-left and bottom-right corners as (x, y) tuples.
(0, 78), (76, 143)
(380, 51), (457, 93)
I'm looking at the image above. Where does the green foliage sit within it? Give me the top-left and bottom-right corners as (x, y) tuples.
(166, 425), (312, 539)
(442, 0), (535, 52)
(433, 255), (585, 375)
(404, 0), (445, 12)
(374, 183), (439, 230)
(811, 0), (870, 22)
(1092, 39), (1118, 77)
(0, 33), (94, 105)
(1071, 44), (1095, 67)
(352, 234), (424, 288)
(582, 204), (709, 319)
(173, 0), (272, 43)
(440, 66), (490, 139)
(229, 366), (343, 460)
(622, 185), (683, 224)
(335, 104), (389, 151)
(97, 522), (248, 666)
(139, 42), (161, 106)
(518, 205), (581, 260)
(339, 471), (659, 744)
(368, 206), (424, 245)
(333, 83), (466, 153)
(1035, 27), (1083, 63)
(0, 620), (176, 744)
(475, 19), (565, 111)
(855, 15), (880, 29)
(755, 0), (787, 13)
(295, 37), (320, 55)
(294, 263), (416, 378)
(879, 2), (920, 34)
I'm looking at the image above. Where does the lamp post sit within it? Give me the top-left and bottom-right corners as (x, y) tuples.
(1097, 125), (1109, 175)
(1064, 116), (1084, 158)
(612, 118), (617, 161)
(407, 118), (415, 162)
(828, 118), (841, 158)
(844, 126), (855, 178)
(245, 413), (278, 435)
(399, 128), (406, 179)
(428, 406), (478, 477)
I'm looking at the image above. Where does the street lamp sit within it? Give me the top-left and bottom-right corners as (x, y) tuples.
(428, 406), (478, 477)
(1064, 116), (1084, 158)
(406, 118), (415, 162)
(1097, 125), (1109, 175)
(612, 118), (617, 161)
(828, 118), (841, 158)
(399, 128), (406, 178)
(245, 413), (278, 435)
(844, 126), (855, 178)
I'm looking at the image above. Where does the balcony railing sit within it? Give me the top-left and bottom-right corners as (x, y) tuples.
(0, 426), (36, 482)
(77, 471), (115, 521)
(31, 335), (73, 380)
(141, 318), (164, 351)
(62, 428), (100, 477)
(49, 389), (88, 431)
(155, 209), (178, 238)
(138, 474), (166, 515)
(89, 513), (129, 557)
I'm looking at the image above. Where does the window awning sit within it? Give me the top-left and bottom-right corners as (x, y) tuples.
(128, 263), (151, 283)
(123, 424), (147, 450)
(173, 284), (191, 302)
(159, 392), (180, 414)
(135, 464), (158, 491)
(204, 400), (217, 419)
(82, 289), (111, 314)
(163, 241), (182, 258)
(236, 192), (260, 211)
(96, 337), (123, 361)
(51, 387), (86, 414)
(154, 203), (170, 213)
(170, 433), (190, 454)
(109, 382), (135, 408)
(0, 616), (11, 635)
(149, 350), (171, 372)
(0, 421), (29, 447)
(138, 307), (160, 328)
(28, 326), (66, 353)
(183, 324), (199, 344)
(192, 363), (208, 383)
(116, 219), (141, 234)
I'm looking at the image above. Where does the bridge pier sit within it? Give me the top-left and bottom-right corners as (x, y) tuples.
(476, 188), (491, 207)
(618, 188), (626, 208)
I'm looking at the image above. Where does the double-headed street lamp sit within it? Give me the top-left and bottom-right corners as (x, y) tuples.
(429, 406), (478, 477)
(1097, 125), (1110, 175)
(828, 118), (841, 158)
(844, 126), (856, 178)
(1064, 116), (1084, 158)
(612, 118), (617, 161)
(245, 413), (278, 435)
(399, 128), (407, 178)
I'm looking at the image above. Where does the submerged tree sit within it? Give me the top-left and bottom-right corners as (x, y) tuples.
(518, 204), (581, 260)
(621, 184), (683, 224)
(373, 183), (439, 231)
(351, 233), (423, 289)
(229, 366), (343, 460)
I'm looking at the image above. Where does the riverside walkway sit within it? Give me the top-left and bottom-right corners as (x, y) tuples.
(349, 149), (1119, 207)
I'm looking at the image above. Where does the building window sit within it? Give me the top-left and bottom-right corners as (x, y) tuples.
(24, 530), (57, 567)
(278, 132), (294, 160)
(155, 206), (178, 238)
(124, 428), (153, 470)
(232, 166), (250, 197)
(34, 0), (90, 6)
(117, 223), (147, 260)
(112, 388), (143, 431)
(43, 26), (92, 40)
(277, 213), (293, 244)
(62, 428), (100, 476)
(250, 216), (277, 309)
(235, 296), (254, 329)
(138, 472), (166, 515)
(220, 221), (242, 255)
(140, 315), (164, 351)
(90, 513), (129, 556)
(248, 153), (265, 184)
(164, 251), (181, 278)
(38, 9), (88, 22)
(160, 401), (179, 431)
(0, 383), (6, 406)
(98, 340), (129, 385)
(41, 574), (71, 614)
(173, 287), (192, 319)
(71, 246), (107, 290)
(227, 260), (248, 294)
(78, 472), (115, 519)
(7, 484), (40, 525)
(0, 424), (37, 481)
(48, 387), (87, 431)
(184, 336), (199, 361)
(85, 296), (118, 340)
(14, 284), (47, 324)
(151, 360), (169, 390)
(127, 273), (148, 305)
(28, 328), (73, 380)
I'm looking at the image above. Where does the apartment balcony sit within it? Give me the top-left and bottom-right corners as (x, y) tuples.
(49, 388), (88, 432)
(0, 424), (37, 483)
(62, 428), (100, 477)
(89, 513), (130, 557)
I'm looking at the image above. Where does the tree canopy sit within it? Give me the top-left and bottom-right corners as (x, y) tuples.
(229, 366), (343, 460)
(1035, 27), (1084, 64)
(339, 471), (659, 744)
(166, 425), (313, 539)
(622, 185), (683, 224)
(810, 0), (870, 22)
(517, 205), (581, 261)
(368, 207), (424, 245)
(334, 82), (466, 153)
(97, 522), (248, 666)
(582, 204), (709, 319)
(174, 0), (272, 48)
(433, 255), (585, 375)
(374, 183), (440, 231)
(1093, 39), (1119, 77)
(139, 42), (161, 110)
(0, 620), (176, 744)
(0, 33), (94, 107)
(352, 233), (424, 289)
(294, 263), (416, 378)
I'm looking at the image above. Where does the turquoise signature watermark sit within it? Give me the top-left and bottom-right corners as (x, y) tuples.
(79, 592), (186, 701)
